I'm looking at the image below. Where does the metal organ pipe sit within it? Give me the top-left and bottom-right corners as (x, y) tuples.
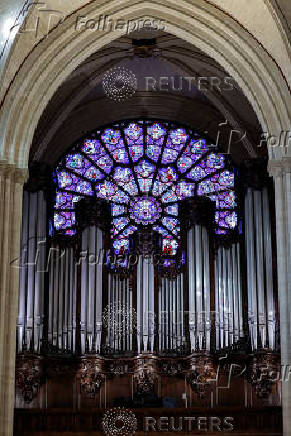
(48, 245), (77, 353)
(158, 274), (185, 352)
(215, 243), (243, 350)
(80, 225), (103, 354)
(106, 273), (132, 353)
(17, 191), (47, 354)
(245, 187), (276, 350)
(137, 255), (155, 353)
(187, 224), (211, 352)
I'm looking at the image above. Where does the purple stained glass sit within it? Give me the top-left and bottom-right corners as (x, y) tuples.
(187, 166), (206, 181)
(176, 182), (194, 199)
(96, 181), (118, 199)
(148, 123), (166, 139)
(153, 225), (169, 236)
(113, 237), (129, 254)
(113, 217), (129, 232)
(146, 141), (162, 161)
(129, 196), (161, 225)
(54, 211), (76, 230)
(82, 139), (102, 155)
(215, 211), (237, 229)
(112, 204), (126, 216)
(136, 160), (155, 178)
(125, 123), (142, 140)
(55, 192), (81, 209)
(53, 120), (238, 254)
(165, 204), (178, 216)
(129, 144), (143, 161)
(177, 155), (193, 173)
(161, 189), (179, 203)
(162, 236), (178, 256)
(159, 167), (177, 183)
(162, 148), (178, 164)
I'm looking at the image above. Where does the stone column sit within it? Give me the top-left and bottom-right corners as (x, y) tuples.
(269, 158), (291, 436)
(0, 162), (27, 436)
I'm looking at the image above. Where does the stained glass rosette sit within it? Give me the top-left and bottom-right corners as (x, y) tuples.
(52, 120), (238, 254)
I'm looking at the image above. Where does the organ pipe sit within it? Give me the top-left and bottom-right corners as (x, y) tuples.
(106, 273), (132, 352)
(48, 245), (77, 352)
(80, 225), (103, 354)
(137, 255), (155, 353)
(245, 187), (276, 350)
(187, 225), (211, 352)
(215, 243), (244, 350)
(158, 274), (185, 352)
(17, 191), (47, 353)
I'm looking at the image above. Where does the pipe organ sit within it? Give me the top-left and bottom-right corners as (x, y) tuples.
(245, 187), (277, 350)
(215, 243), (244, 350)
(48, 244), (77, 353)
(17, 187), (278, 355)
(187, 225), (211, 352)
(158, 273), (185, 352)
(16, 177), (280, 412)
(17, 191), (46, 354)
(80, 225), (103, 354)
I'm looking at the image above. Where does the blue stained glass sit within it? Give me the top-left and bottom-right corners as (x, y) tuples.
(54, 211), (76, 230)
(176, 182), (194, 199)
(162, 236), (178, 255)
(129, 196), (161, 225)
(215, 211), (237, 229)
(125, 123), (142, 140)
(113, 167), (132, 183)
(162, 217), (179, 233)
(168, 128), (188, 150)
(165, 204), (178, 216)
(96, 181), (118, 199)
(148, 123), (166, 139)
(112, 204), (126, 216)
(162, 148), (178, 164)
(187, 166), (206, 181)
(159, 167), (177, 183)
(55, 192), (80, 209)
(161, 189), (179, 203)
(146, 141), (162, 161)
(206, 153), (225, 169)
(102, 129), (121, 146)
(112, 148), (129, 164)
(209, 191), (236, 209)
(177, 155), (193, 173)
(113, 217), (129, 232)
(82, 139), (102, 155)
(190, 139), (207, 155)
(111, 190), (130, 203)
(113, 237), (129, 254)
(95, 155), (113, 173)
(136, 160), (155, 178)
(53, 120), (238, 251)
(218, 171), (235, 188)
(152, 180), (168, 197)
(153, 225), (169, 236)
(66, 153), (83, 169)
(129, 144), (143, 161)
(123, 225), (138, 236)
(84, 166), (104, 181)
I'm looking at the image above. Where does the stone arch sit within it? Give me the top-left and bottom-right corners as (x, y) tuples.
(0, 0), (290, 168)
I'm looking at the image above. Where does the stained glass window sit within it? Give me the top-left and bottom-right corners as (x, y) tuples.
(52, 120), (238, 258)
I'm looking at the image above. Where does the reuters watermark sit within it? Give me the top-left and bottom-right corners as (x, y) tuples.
(101, 408), (234, 434)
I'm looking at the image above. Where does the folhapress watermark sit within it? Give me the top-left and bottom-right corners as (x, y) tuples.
(75, 16), (166, 34)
